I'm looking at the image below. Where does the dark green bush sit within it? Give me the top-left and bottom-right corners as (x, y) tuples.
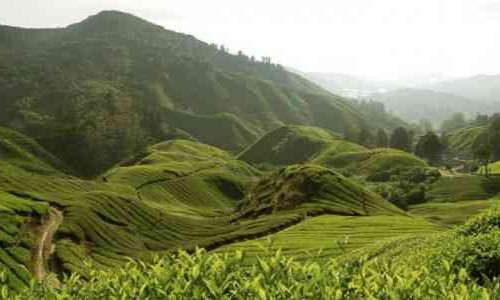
(453, 230), (500, 283)
(459, 210), (500, 236)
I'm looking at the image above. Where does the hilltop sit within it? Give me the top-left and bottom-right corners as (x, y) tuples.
(0, 10), (404, 176)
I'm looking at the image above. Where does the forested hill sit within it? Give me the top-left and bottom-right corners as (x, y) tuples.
(0, 10), (404, 176)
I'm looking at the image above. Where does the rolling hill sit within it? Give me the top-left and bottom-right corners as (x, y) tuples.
(0, 126), (407, 289)
(313, 148), (427, 176)
(238, 125), (361, 166)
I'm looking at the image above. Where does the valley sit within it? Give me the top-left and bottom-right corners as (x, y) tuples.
(0, 9), (500, 299)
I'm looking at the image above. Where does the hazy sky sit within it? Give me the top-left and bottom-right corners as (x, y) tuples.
(2, 0), (500, 80)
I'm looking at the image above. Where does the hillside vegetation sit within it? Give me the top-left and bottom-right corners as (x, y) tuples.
(445, 126), (486, 158)
(314, 148), (427, 176)
(238, 125), (359, 166)
(0, 127), (407, 289)
(4, 209), (500, 298)
(0, 11), (404, 176)
(2, 9), (499, 298)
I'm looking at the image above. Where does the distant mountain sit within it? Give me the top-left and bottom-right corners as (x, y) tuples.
(0, 10), (404, 175)
(370, 88), (500, 125)
(292, 71), (456, 99)
(430, 74), (500, 102)
(289, 71), (396, 98)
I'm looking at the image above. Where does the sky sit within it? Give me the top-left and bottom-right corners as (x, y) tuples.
(2, 0), (500, 81)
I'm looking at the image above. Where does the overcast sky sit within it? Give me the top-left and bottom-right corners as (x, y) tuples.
(2, 0), (500, 80)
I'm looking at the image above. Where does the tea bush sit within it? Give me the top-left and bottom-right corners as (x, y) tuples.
(1, 246), (499, 299)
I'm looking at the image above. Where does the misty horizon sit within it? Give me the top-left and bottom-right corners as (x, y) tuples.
(2, 0), (500, 81)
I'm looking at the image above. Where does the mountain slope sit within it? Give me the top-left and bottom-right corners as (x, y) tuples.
(371, 88), (500, 124)
(431, 74), (500, 102)
(0, 10), (404, 176)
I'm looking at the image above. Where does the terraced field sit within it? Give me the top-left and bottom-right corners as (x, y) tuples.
(427, 175), (500, 202)
(2, 124), (498, 292)
(409, 198), (500, 226)
(239, 125), (351, 166)
(217, 215), (442, 257)
(0, 127), (408, 289)
(314, 148), (427, 176)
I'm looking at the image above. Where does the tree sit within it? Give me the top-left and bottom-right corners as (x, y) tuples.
(489, 114), (500, 161)
(473, 132), (492, 176)
(473, 115), (500, 176)
(389, 127), (412, 152)
(343, 126), (358, 143)
(415, 132), (443, 165)
(357, 128), (373, 147)
(440, 112), (467, 132)
(374, 129), (388, 148)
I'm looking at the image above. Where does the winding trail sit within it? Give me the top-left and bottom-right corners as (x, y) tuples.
(31, 207), (63, 281)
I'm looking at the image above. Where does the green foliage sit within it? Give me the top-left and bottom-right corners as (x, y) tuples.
(317, 148), (427, 177)
(356, 128), (373, 148)
(374, 128), (388, 148)
(415, 131), (444, 165)
(0, 11), (404, 175)
(389, 127), (412, 152)
(238, 164), (403, 217)
(441, 112), (468, 133)
(239, 125), (342, 166)
(459, 209), (500, 236)
(220, 215), (441, 257)
(478, 161), (500, 175)
(1, 247), (498, 299)
(368, 167), (440, 209)
(428, 175), (500, 202)
(452, 230), (500, 283)
(445, 126), (486, 158)
(409, 199), (499, 226)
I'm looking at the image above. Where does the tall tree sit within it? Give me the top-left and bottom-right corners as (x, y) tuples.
(489, 114), (500, 161)
(415, 132), (443, 165)
(473, 132), (492, 176)
(357, 128), (373, 147)
(375, 129), (388, 148)
(473, 115), (500, 176)
(389, 127), (412, 152)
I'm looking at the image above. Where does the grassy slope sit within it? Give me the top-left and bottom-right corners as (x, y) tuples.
(314, 148), (427, 176)
(427, 175), (500, 202)
(445, 126), (485, 158)
(0, 127), (68, 175)
(238, 125), (350, 165)
(239, 125), (425, 178)
(0, 129), (404, 289)
(218, 215), (441, 257)
(409, 198), (500, 226)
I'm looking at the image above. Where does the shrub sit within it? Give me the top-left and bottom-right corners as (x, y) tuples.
(1, 248), (498, 299)
(452, 230), (500, 283)
(459, 209), (500, 236)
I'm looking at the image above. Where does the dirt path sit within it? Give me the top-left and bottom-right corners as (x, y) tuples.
(31, 207), (63, 281)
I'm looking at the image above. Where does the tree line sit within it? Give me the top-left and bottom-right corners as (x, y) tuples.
(353, 114), (500, 176)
